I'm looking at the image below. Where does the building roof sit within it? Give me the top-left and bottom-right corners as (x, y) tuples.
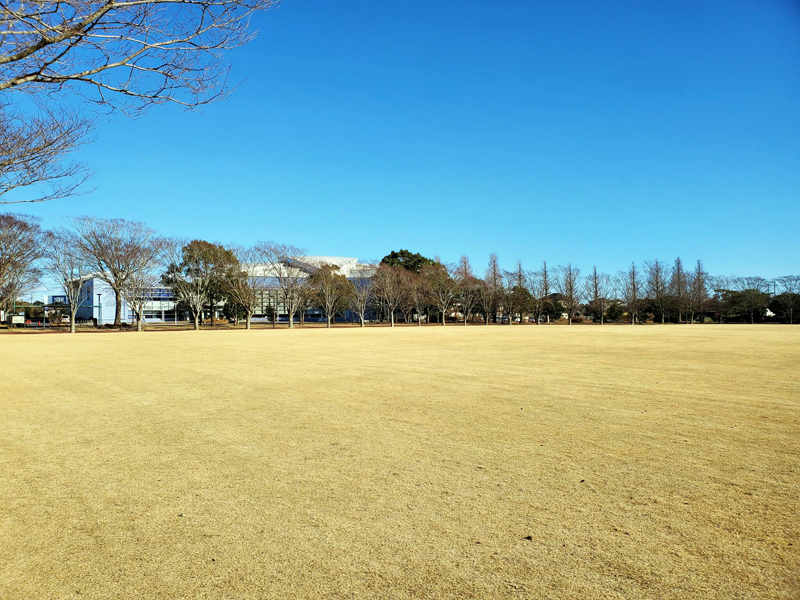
(243, 256), (376, 279)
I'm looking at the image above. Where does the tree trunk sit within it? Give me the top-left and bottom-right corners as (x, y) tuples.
(441, 307), (446, 326)
(246, 312), (252, 330)
(289, 310), (294, 328)
(113, 288), (122, 326)
(360, 315), (365, 328)
(193, 313), (199, 330)
(390, 311), (395, 327)
(326, 314), (331, 328)
(69, 304), (77, 334)
(137, 312), (143, 332)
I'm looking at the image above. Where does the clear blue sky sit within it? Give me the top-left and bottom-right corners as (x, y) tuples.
(13, 0), (800, 277)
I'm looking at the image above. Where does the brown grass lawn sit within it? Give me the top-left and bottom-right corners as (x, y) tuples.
(1, 325), (798, 599)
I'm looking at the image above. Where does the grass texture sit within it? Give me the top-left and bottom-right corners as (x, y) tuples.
(1, 325), (798, 599)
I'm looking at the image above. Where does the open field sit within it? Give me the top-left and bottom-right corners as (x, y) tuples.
(1, 326), (798, 599)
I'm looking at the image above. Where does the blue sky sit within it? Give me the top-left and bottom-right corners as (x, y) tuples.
(11, 0), (800, 277)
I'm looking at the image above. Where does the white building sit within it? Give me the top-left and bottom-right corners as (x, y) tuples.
(43, 256), (375, 326)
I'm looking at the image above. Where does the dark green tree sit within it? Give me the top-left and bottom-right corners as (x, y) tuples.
(197, 241), (238, 326)
(606, 302), (625, 322)
(163, 240), (237, 329)
(381, 249), (436, 274)
(542, 299), (564, 323)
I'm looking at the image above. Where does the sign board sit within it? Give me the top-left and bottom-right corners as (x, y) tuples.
(51, 295), (68, 304)
(10, 315), (24, 325)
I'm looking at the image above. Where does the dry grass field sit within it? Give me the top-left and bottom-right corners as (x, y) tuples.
(1, 325), (798, 599)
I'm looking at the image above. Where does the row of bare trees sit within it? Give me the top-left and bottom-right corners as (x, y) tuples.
(299, 254), (798, 327)
(2, 213), (799, 332)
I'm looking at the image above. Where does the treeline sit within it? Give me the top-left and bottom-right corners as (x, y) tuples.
(1, 214), (798, 333)
(376, 250), (798, 326)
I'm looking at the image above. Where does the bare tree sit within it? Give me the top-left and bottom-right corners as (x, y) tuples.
(308, 263), (349, 328)
(776, 275), (800, 324)
(0, 213), (43, 312)
(541, 260), (552, 323)
(686, 260), (709, 324)
(457, 275), (481, 326)
(1, 0), (279, 203)
(475, 277), (493, 325)
(372, 263), (404, 327)
(617, 262), (643, 325)
(296, 279), (315, 326)
(254, 241), (307, 329)
(396, 269), (416, 324)
(42, 229), (92, 333)
(585, 266), (613, 325)
(524, 269), (542, 325)
(709, 275), (733, 323)
(556, 263), (582, 325)
(423, 262), (457, 325)
(734, 276), (770, 324)
(122, 271), (160, 331)
(454, 255), (480, 325)
(348, 263), (376, 327)
(404, 270), (430, 326)
(484, 253), (503, 324)
(646, 259), (671, 323)
(670, 257), (688, 323)
(72, 217), (165, 326)
(163, 239), (213, 330)
(224, 246), (264, 330)
(453, 255), (472, 282)
(0, 103), (92, 204)
(502, 261), (526, 325)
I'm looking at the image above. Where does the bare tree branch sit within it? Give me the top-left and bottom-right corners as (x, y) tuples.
(42, 228), (93, 332)
(1, 0), (279, 203)
(0, 212), (43, 310)
(1, 0), (280, 112)
(0, 100), (93, 203)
